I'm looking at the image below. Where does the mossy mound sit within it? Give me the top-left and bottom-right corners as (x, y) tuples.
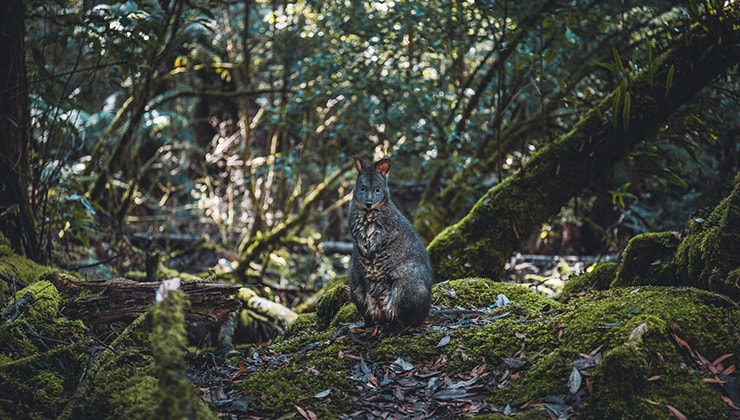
(0, 241), (214, 419)
(0, 280), (88, 418)
(560, 261), (618, 297)
(613, 231), (681, 287)
(434, 277), (561, 312)
(673, 171), (740, 300)
(612, 171), (739, 300)
(0, 235), (54, 302)
(236, 279), (738, 417)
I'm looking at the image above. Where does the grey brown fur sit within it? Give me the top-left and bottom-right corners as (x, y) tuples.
(348, 156), (433, 329)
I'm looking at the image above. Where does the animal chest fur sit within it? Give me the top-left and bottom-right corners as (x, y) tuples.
(351, 211), (399, 320)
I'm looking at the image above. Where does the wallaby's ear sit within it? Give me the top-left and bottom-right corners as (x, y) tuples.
(375, 158), (391, 178)
(353, 156), (364, 172)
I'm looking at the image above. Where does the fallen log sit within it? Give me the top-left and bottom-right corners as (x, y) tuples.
(46, 274), (242, 324)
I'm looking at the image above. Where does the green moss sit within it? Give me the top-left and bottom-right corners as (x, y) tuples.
(329, 302), (362, 329)
(454, 286), (736, 416)
(588, 341), (649, 417)
(613, 232), (681, 287)
(9, 280), (63, 320)
(560, 262), (618, 298)
(81, 351), (158, 419)
(366, 330), (446, 366)
(588, 338), (729, 418)
(674, 172), (740, 300)
(0, 236), (55, 302)
(434, 278), (562, 312)
(284, 312), (320, 337)
(151, 289), (216, 420)
(79, 292), (216, 420)
(32, 371), (65, 407)
(314, 282), (351, 329)
(237, 338), (356, 418)
(0, 281), (89, 419)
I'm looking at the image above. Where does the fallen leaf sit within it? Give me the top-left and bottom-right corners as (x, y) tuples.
(628, 322), (649, 342)
(589, 344), (605, 356)
(470, 364), (488, 376)
(503, 357), (527, 368)
(393, 385), (404, 401)
(295, 405), (317, 420)
(306, 366), (320, 375)
(313, 389), (331, 398)
(712, 353), (734, 368)
(596, 322), (621, 329)
(666, 404), (687, 420)
(360, 357), (370, 374)
(391, 357), (414, 373)
(449, 376), (479, 389)
(720, 395), (740, 410)
(436, 335), (451, 347)
(494, 293), (510, 307)
(433, 353), (447, 368)
(646, 375), (662, 381)
(568, 367), (582, 394)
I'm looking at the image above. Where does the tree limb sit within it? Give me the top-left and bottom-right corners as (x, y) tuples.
(427, 10), (740, 281)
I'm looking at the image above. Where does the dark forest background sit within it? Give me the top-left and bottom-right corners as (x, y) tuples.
(1, 0), (738, 295)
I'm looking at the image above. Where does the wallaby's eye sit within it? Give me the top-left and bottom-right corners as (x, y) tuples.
(374, 187), (381, 193)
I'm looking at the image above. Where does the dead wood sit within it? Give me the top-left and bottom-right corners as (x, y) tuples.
(46, 274), (241, 325)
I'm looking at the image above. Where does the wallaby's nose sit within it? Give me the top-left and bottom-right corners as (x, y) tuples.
(363, 200), (374, 208)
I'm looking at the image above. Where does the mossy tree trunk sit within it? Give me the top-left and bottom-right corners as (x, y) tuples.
(0, 0), (40, 262)
(427, 10), (739, 281)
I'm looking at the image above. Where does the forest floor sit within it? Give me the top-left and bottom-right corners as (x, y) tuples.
(173, 251), (620, 418)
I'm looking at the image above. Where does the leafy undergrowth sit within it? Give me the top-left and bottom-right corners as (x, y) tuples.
(188, 279), (739, 419)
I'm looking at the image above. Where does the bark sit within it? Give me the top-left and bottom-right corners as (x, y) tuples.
(0, 0), (39, 261)
(427, 10), (740, 281)
(50, 275), (242, 324)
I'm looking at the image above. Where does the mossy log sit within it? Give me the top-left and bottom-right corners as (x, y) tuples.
(426, 10), (739, 281)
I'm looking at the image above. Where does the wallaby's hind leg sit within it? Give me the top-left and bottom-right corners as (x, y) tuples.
(395, 280), (431, 328)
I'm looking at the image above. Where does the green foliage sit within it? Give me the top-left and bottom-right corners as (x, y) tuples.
(20, 0), (739, 285)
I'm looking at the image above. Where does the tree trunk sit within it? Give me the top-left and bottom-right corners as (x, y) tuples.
(0, 0), (40, 261)
(427, 11), (740, 281)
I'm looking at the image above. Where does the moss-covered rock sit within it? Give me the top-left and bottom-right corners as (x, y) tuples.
(674, 171), (740, 300)
(607, 171), (740, 300)
(560, 261), (618, 297)
(613, 231), (681, 287)
(434, 277), (561, 312)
